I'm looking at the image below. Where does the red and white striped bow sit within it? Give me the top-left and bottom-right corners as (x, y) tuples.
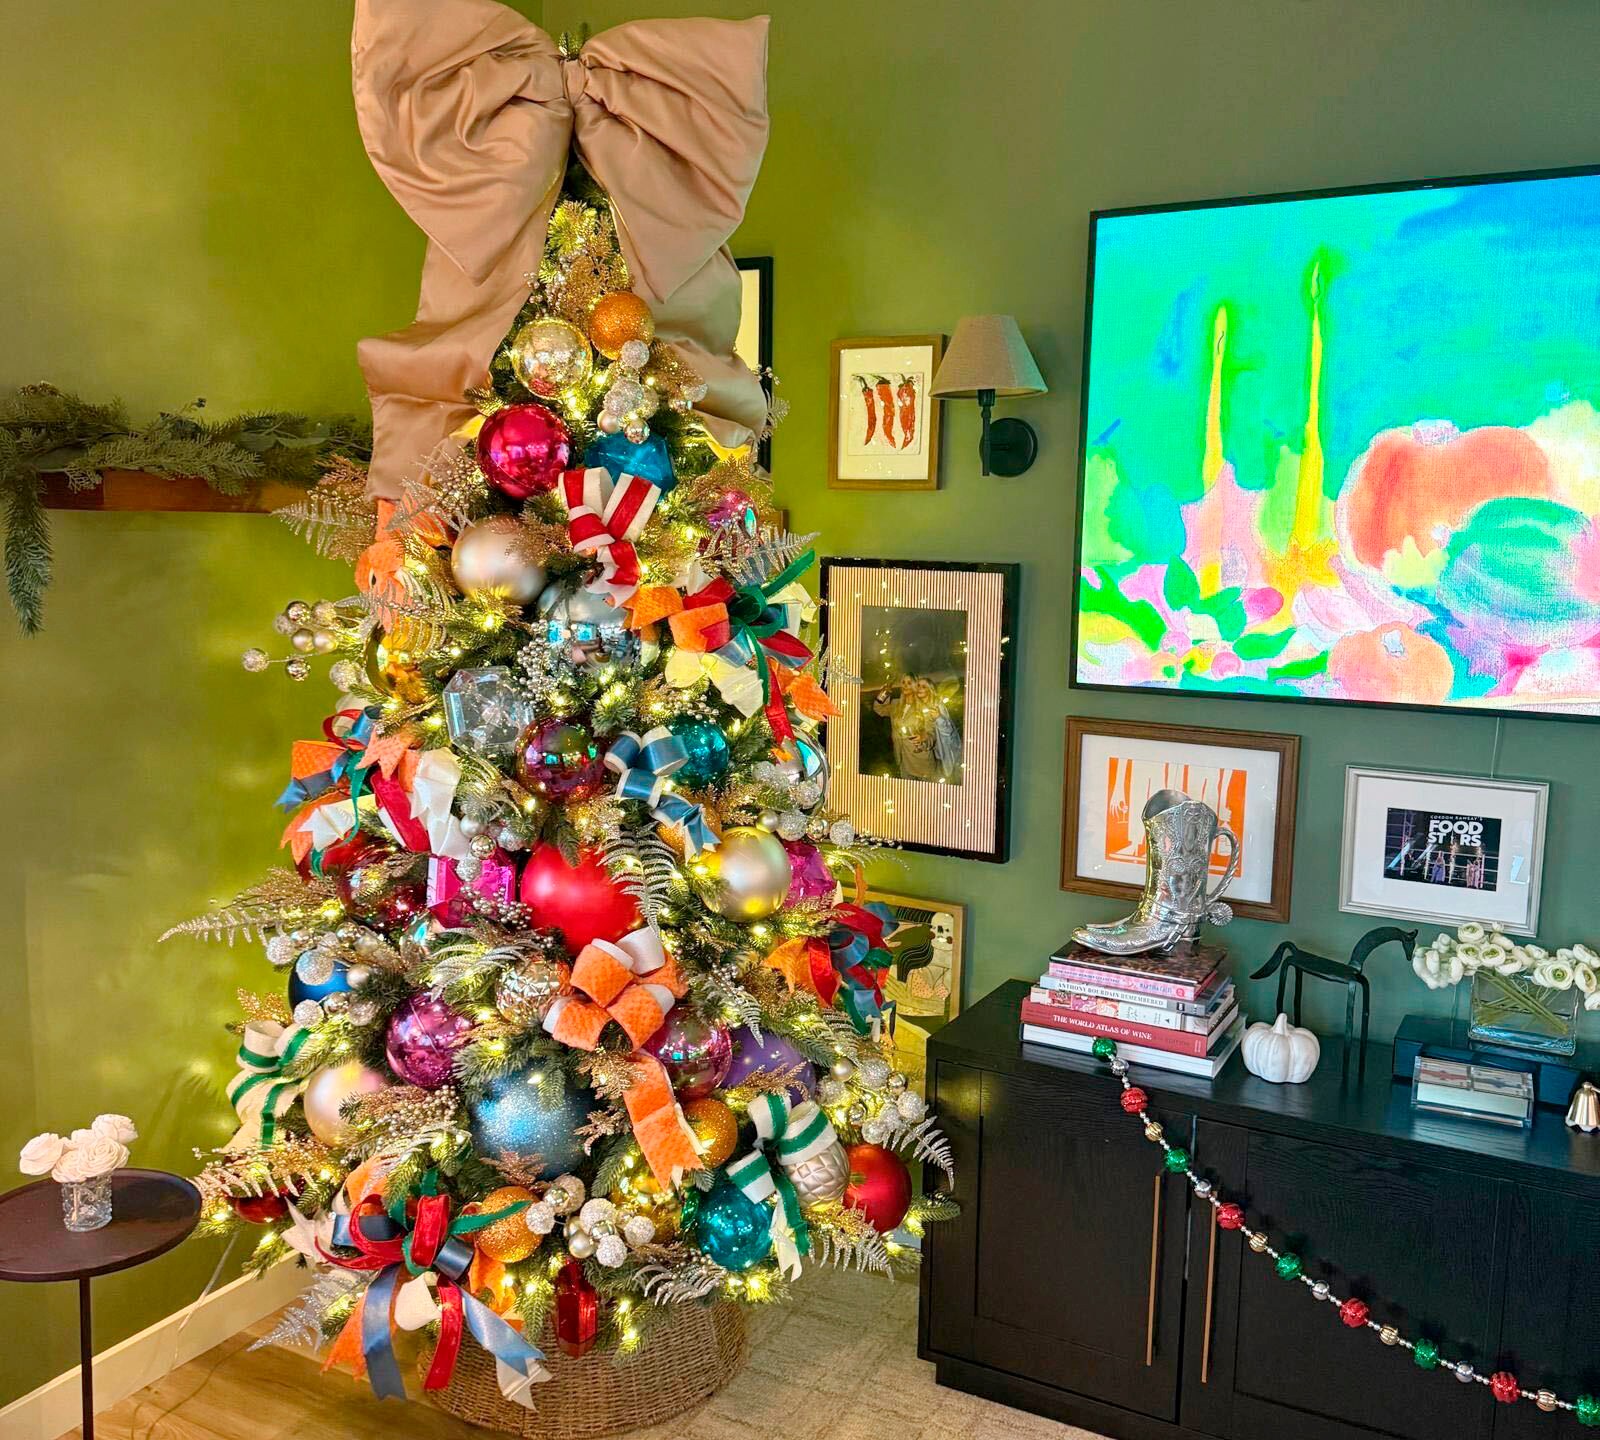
(557, 467), (661, 605)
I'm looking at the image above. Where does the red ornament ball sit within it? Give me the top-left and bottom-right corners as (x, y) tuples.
(1120, 1087), (1149, 1115)
(515, 719), (608, 802)
(318, 832), (385, 883)
(231, 1192), (289, 1224)
(519, 844), (640, 954)
(1339, 1298), (1369, 1329)
(476, 403), (573, 499)
(1217, 1202), (1245, 1231)
(1491, 1371), (1521, 1404)
(843, 1143), (913, 1234)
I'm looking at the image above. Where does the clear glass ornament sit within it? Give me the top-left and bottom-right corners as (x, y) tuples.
(442, 667), (532, 758)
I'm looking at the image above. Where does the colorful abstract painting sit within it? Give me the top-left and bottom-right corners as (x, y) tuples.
(1075, 169), (1600, 716)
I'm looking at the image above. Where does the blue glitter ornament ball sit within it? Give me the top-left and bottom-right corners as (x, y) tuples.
(288, 953), (357, 1009)
(669, 716), (731, 788)
(695, 1173), (773, 1271)
(469, 1065), (592, 1179)
(584, 431), (676, 490)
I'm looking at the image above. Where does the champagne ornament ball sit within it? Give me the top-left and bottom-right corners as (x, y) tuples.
(451, 516), (547, 603)
(302, 1061), (388, 1147)
(699, 826), (792, 921)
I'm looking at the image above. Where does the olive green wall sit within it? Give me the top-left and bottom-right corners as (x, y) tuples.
(0, 0), (540, 1407)
(4, 0), (1600, 1411)
(542, 0), (1600, 1031)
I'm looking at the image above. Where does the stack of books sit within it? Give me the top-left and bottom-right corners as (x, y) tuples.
(1020, 940), (1245, 1078)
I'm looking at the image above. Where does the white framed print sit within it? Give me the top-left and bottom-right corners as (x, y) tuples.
(1061, 717), (1299, 923)
(827, 335), (943, 490)
(1339, 767), (1548, 935)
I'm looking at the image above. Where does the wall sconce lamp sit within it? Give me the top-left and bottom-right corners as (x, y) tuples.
(929, 315), (1047, 476)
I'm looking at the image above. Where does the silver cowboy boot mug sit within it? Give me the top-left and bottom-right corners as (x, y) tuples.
(1073, 789), (1240, 956)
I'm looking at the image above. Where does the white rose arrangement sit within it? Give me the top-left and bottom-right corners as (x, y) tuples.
(18, 1114), (137, 1182)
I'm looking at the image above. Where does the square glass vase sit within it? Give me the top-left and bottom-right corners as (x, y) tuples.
(1467, 970), (1580, 1057)
(60, 1175), (113, 1232)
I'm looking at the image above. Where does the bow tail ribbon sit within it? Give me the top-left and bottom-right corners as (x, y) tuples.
(604, 728), (719, 856)
(226, 1021), (313, 1149)
(559, 468), (660, 604)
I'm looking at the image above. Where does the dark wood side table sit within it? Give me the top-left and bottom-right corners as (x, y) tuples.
(0, 1169), (200, 1439)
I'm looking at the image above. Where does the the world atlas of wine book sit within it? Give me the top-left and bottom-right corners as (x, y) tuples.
(1019, 1017), (1246, 1079)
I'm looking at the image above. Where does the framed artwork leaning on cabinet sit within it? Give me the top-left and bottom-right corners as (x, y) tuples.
(1061, 716), (1300, 924)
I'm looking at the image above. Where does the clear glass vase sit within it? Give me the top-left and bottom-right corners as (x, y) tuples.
(60, 1176), (113, 1232)
(1468, 970), (1580, 1056)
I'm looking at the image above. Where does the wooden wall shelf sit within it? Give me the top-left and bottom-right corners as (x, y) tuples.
(39, 470), (307, 515)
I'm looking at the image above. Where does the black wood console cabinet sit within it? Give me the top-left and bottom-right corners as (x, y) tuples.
(920, 980), (1600, 1440)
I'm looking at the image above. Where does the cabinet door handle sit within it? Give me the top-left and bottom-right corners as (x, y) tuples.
(1201, 1200), (1218, 1383)
(1145, 1172), (1162, 1367)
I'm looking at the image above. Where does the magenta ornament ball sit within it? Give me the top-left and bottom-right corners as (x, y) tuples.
(476, 403), (573, 499)
(782, 841), (836, 905)
(384, 994), (475, 1089)
(642, 1011), (733, 1100)
(724, 1026), (817, 1101)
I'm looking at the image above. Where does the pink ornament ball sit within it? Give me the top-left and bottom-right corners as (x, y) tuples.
(641, 1011), (733, 1100)
(476, 403), (573, 499)
(385, 994), (474, 1089)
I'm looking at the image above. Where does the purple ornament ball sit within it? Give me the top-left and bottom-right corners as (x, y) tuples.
(724, 1026), (817, 1101)
(641, 1011), (732, 1100)
(385, 994), (475, 1090)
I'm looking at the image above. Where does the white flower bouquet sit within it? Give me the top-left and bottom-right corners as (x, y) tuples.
(1413, 924), (1593, 1051)
(19, 1114), (137, 1231)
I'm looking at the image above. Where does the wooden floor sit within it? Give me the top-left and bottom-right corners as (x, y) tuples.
(61, 1266), (1104, 1440)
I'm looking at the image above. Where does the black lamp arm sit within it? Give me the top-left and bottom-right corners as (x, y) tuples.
(977, 387), (997, 476)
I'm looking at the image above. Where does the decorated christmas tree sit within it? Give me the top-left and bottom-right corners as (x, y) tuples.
(166, 1), (954, 1407)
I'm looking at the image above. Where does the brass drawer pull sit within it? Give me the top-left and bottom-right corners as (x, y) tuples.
(1201, 1200), (1218, 1383)
(1145, 1172), (1161, 1366)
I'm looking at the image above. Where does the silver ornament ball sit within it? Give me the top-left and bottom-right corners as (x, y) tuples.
(509, 317), (592, 399)
(241, 648), (270, 674)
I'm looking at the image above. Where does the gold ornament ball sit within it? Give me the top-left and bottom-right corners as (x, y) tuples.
(510, 317), (593, 399)
(588, 292), (655, 360)
(1247, 1232), (1269, 1253)
(611, 1171), (677, 1240)
(698, 826), (792, 921)
(496, 961), (561, 1027)
(473, 1185), (540, 1263)
(450, 516), (548, 603)
(682, 1098), (739, 1168)
(302, 1060), (388, 1147)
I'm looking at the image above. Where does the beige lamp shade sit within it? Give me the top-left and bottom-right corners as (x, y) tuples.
(930, 315), (1047, 398)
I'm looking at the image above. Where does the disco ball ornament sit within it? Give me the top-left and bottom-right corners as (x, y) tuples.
(699, 826), (791, 921)
(775, 733), (829, 790)
(537, 581), (645, 667)
(724, 1026), (817, 1099)
(786, 1139), (850, 1206)
(641, 1011), (733, 1100)
(302, 1060), (388, 1147)
(514, 718), (607, 802)
(476, 402), (573, 499)
(472, 1185), (540, 1263)
(682, 1098), (739, 1167)
(384, 993), (475, 1089)
(842, 1142), (912, 1233)
(587, 291), (655, 360)
(518, 844), (640, 954)
(668, 716), (730, 788)
(509, 318), (592, 399)
(469, 1064), (592, 1178)
(695, 1173), (772, 1271)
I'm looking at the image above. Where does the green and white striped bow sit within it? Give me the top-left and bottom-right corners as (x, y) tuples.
(726, 1092), (838, 1277)
(226, 1019), (313, 1149)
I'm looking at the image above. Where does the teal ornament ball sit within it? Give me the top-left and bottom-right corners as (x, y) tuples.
(469, 1065), (592, 1179)
(669, 716), (731, 788)
(695, 1174), (773, 1271)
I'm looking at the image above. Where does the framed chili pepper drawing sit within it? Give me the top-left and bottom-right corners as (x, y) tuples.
(821, 558), (1018, 861)
(734, 256), (774, 472)
(827, 335), (944, 490)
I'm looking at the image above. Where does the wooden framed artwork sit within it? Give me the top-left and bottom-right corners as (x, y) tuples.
(1061, 716), (1300, 923)
(868, 888), (967, 1096)
(733, 256), (773, 472)
(821, 558), (1018, 862)
(827, 335), (943, 490)
(1340, 766), (1548, 935)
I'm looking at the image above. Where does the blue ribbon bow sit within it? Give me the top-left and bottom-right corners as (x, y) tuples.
(605, 728), (720, 856)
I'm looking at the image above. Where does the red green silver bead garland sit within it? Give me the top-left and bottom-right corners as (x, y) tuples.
(1093, 1035), (1600, 1427)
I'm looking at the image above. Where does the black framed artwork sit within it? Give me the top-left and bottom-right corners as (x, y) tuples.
(820, 558), (1019, 862)
(734, 255), (774, 472)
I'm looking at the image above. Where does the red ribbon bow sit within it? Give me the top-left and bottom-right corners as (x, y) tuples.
(558, 467), (660, 604)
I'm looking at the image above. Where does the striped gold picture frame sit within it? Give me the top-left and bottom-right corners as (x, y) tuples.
(821, 559), (1019, 862)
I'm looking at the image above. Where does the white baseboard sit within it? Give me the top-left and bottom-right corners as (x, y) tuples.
(0, 1262), (308, 1440)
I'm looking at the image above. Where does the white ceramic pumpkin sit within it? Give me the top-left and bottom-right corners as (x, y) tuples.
(1241, 1013), (1320, 1084)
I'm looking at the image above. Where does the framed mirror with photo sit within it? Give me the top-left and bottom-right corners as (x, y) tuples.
(1340, 766), (1549, 935)
(1061, 716), (1300, 923)
(734, 255), (773, 472)
(821, 558), (1018, 861)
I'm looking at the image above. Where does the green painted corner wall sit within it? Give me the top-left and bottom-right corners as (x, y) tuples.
(4, 0), (1600, 1410)
(0, 0), (543, 1406)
